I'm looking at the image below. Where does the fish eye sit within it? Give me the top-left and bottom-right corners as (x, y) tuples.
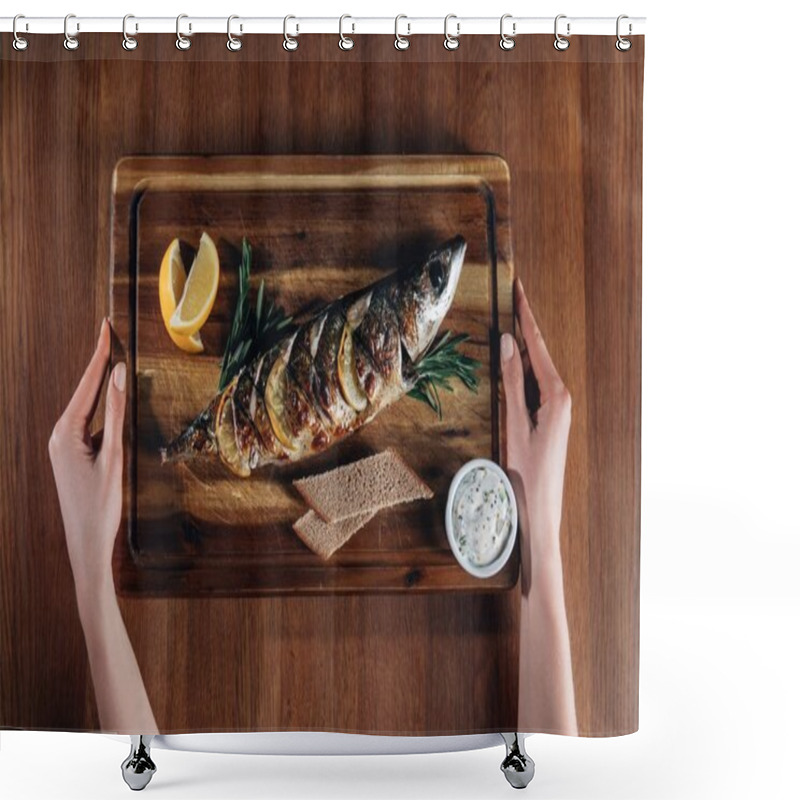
(429, 260), (445, 291)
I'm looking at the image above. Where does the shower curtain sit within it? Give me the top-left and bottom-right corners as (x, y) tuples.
(0, 26), (643, 738)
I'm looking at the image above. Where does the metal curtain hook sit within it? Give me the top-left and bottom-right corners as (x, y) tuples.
(12, 14), (29, 51)
(283, 15), (298, 51)
(176, 14), (192, 50)
(444, 14), (460, 51)
(554, 14), (570, 51)
(616, 14), (632, 51)
(227, 15), (242, 51)
(122, 14), (138, 51)
(64, 13), (79, 51)
(339, 14), (354, 50)
(394, 15), (410, 50)
(499, 14), (516, 50)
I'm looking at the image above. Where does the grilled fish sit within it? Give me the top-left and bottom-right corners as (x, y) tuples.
(161, 236), (467, 476)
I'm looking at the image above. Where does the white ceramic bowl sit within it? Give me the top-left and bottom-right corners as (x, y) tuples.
(444, 458), (518, 579)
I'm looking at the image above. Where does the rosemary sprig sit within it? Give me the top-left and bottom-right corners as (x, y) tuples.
(408, 331), (480, 419)
(218, 238), (293, 390)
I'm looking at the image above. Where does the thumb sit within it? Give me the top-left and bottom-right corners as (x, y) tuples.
(500, 333), (529, 429)
(101, 362), (127, 469)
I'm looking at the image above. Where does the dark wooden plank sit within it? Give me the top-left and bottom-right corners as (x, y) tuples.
(111, 157), (515, 595)
(0, 34), (642, 736)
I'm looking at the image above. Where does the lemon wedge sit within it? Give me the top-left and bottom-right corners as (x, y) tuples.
(169, 232), (220, 336)
(215, 386), (251, 478)
(265, 349), (300, 453)
(158, 238), (204, 354)
(337, 325), (368, 412)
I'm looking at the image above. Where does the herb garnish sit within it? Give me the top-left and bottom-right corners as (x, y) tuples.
(218, 238), (293, 390)
(408, 331), (480, 419)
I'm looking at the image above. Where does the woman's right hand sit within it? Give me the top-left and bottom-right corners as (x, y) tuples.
(500, 278), (572, 582)
(501, 278), (578, 735)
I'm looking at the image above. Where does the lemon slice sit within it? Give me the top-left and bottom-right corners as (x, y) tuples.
(169, 232), (220, 336)
(337, 325), (368, 412)
(214, 385), (251, 477)
(158, 238), (204, 354)
(265, 350), (300, 453)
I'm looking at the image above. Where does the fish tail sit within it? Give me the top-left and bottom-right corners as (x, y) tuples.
(160, 396), (221, 464)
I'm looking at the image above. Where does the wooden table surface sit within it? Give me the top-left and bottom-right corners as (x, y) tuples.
(0, 34), (643, 736)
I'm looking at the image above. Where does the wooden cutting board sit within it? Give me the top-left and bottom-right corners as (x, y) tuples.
(110, 155), (515, 596)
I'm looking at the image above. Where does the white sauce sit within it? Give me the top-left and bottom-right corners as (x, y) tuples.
(452, 467), (512, 567)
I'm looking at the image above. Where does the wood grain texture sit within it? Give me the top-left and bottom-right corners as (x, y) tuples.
(111, 155), (516, 596)
(0, 34), (643, 736)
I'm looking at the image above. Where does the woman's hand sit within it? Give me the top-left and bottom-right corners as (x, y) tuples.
(48, 318), (126, 591)
(500, 278), (572, 579)
(48, 320), (158, 734)
(500, 278), (578, 735)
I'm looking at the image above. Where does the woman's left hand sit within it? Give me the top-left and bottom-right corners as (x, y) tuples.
(48, 319), (127, 590)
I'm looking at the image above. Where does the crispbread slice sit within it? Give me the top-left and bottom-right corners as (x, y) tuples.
(293, 449), (433, 523)
(293, 510), (375, 559)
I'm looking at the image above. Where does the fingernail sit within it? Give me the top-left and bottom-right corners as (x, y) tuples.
(501, 333), (514, 362)
(97, 318), (106, 343)
(113, 362), (126, 391)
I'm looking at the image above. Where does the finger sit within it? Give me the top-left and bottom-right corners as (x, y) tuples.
(514, 278), (565, 399)
(100, 362), (127, 469)
(63, 319), (110, 428)
(500, 332), (531, 432)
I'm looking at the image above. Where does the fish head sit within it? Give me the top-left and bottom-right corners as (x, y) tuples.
(402, 235), (466, 360)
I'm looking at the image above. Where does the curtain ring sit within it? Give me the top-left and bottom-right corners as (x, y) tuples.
(176, 14), (191, 50)
(227, 15), (242, 51)
(499, 14), (516, 50)
(394, 15), (410, 51)
(553, 14), (570, 51)
(63, 13), (79, 51)
(443, 14), (460, 51)
(122, 14), (138, 51)
(12, 15), (29, 51)
(283, 15), (298, 51)
(616, 14), (632, 51)
(339, 14), (354, 50)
